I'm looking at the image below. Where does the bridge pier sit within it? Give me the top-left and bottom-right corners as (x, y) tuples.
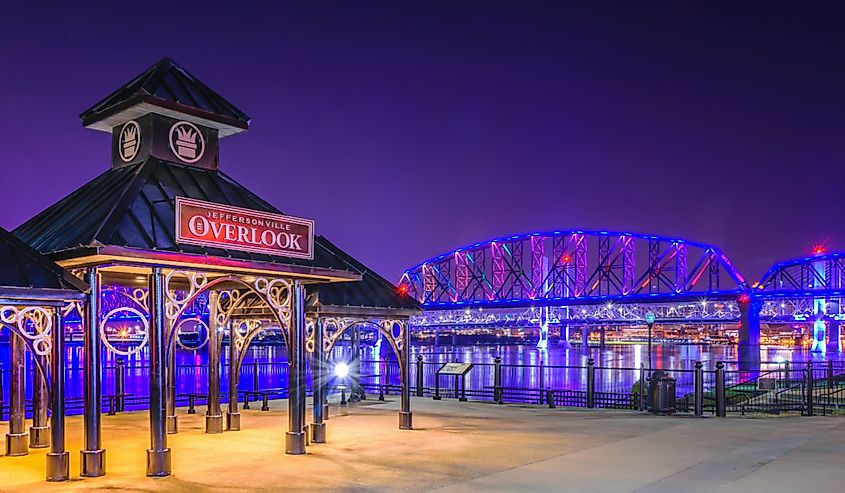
(536, 307), (549, 350)
(738, 297), (761, 368)
(559, 324), (572, 348)
(451, 331), (457, 346)
(599, 327), (606, 349)
(827, 320), (842, 353)
(434, 329), (439, 347)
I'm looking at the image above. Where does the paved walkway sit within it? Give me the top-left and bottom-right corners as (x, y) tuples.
(0, 398), (843, 492)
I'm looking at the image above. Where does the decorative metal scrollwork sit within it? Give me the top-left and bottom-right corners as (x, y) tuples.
(0, 306), (53, 356)
(313, 317), (407, 356)
(173, 317), (210, 351)
(100, 306), (149, 356)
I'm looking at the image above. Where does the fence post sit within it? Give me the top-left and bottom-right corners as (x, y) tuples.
(827, 360), (834, 390)
(415, 355), (424, 397)
(116, 358), (126, 412)
(538, 360), (545, 405)
(715, 361), (726, 417)
(694, 360), (703, 416)
(546, 389), (555, 408)
(638, 363), (646, 411)
(0, 361), (5, 421)
(806, 360), (814, 417)
(494, 357), (503, 404)
(783, 360), (791, 387)
(433, 371), (441, 400)
(253, 360), (259, 391)
(384, 360), (391, 395)
(586, 358), (595, 409)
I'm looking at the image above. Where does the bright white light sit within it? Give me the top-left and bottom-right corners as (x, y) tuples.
(774, 355), (786, 364)
(334, 362), (350, 378)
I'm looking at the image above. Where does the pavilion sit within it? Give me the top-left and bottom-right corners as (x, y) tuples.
(6, 58), (420, 480)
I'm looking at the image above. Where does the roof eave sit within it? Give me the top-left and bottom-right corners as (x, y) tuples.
(82, 96), (249, 137)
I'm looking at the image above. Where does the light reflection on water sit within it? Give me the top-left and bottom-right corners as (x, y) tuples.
(0, 342), (841, 404)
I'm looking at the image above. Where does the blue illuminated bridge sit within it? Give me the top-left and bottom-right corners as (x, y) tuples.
(400, 230), (845, 360)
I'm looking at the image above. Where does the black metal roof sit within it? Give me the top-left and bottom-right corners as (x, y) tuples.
(0, 226), (88, 294)
(80, 57), (250, 131)
(308, 237), (422, 312)
(14, 158), (357, 274)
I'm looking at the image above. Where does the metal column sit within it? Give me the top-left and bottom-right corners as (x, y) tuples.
(29, 361), (50, 448)
(146, 267), (171, 476)
(80, 267), (105, 477)
(166, 343), (178, 434)
(310, 317), (326, 443)
(46, 308), (69, 481)
(400, 321), (413, 430)
(226, 320), (241, 431)
(4, 333), (28, 456)
(285, 280), (307, 454)
(206, 291), (224, 434)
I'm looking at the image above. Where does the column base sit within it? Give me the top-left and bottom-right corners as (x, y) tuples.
(310, 422), (326, 443)
(205, 414), (224, 434)
(226, 411), (241, 431)
(166, 415), (178, 434)
(145, 448), (172, 477)
(46, 451), (70, 482)
(29, 425), (50, 448)
(80, 449), (106, 477)
(285, 431), (307, 455)
(399, 411), (413, 430)
(5, 432), (29, 456)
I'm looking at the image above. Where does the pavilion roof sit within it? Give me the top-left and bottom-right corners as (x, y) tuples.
(0, 226), (88, 296)
(80, 57), (250, 136)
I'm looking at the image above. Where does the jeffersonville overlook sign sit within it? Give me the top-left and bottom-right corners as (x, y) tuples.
(175, 197), (315, 260)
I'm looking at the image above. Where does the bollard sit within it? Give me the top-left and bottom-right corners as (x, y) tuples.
(187, 395), (196, 415)
(806, 361), (814, 417)
(494, 357), (503, 404)
(415, 355), (424, 397)
(379, 385), (385, 401)
(433, 372), (442, 400)
(827, 360), (834, 390)
(340, 387), (349, 416)
(586, 358), (595, 409)
(253, 360), (260, 391)
(694, 361), (704, 416)
(546, 388), (555, 409)
(715, 361), (726, 417)
(638, 364), (646, 411)
(116, 358), (126, 413)
(459, 374), (468, 402)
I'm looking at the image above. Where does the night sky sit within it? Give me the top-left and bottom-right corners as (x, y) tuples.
(2, 1), (843, 283)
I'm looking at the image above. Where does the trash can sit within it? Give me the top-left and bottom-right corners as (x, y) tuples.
(647, 370), (676, 415)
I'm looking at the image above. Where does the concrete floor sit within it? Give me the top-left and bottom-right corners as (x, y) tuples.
(1, 398), (843, 492)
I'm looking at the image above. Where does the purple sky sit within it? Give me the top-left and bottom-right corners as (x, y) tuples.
(2, 1), (844, 283)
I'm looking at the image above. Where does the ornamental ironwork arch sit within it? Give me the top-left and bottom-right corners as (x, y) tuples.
(163, 271), (293, 359)
(313, 318), (407, 364)
(0, 305), (55, 393)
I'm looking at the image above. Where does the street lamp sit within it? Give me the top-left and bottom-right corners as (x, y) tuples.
(645, 311), (655, 370)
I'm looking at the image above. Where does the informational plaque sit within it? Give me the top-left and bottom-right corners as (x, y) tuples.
(758, 378), (776, 391)
(437, 362), (473, 376)
(175, 197), (314, 259)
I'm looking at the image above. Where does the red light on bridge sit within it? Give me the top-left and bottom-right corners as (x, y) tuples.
(812, 244), (826, 255)
(561, 255), (571, 264)
(738, 293), (750, 303)
(397, 284), (408, 296)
